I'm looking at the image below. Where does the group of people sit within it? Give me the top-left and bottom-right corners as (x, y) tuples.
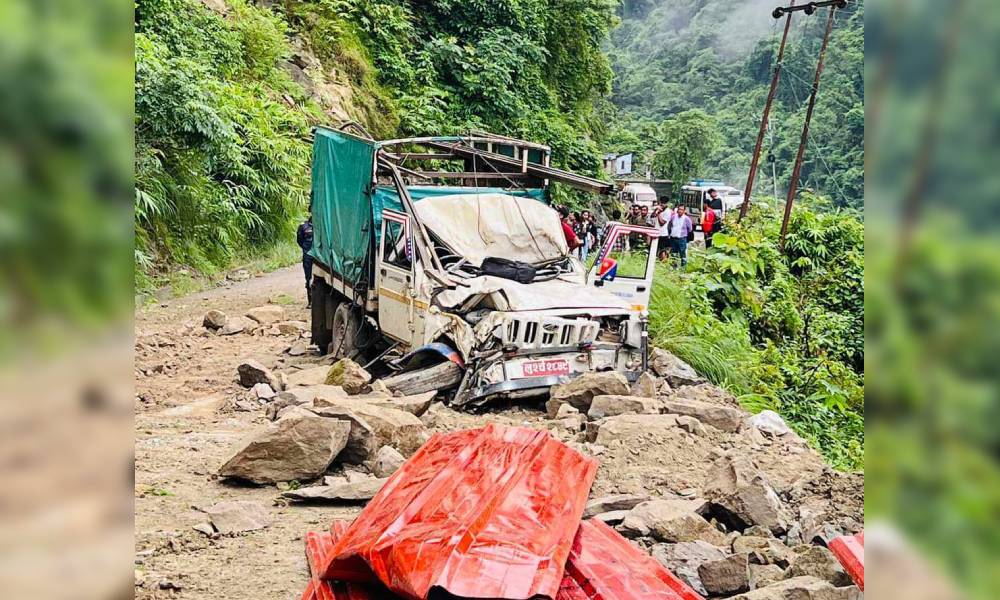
(556, 188), (725, 270)
(557, 207), (601, 261)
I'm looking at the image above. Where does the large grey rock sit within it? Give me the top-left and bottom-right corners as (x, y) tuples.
(705, 456), (791, 534)
(325, 358), (372, 394)
(371, 445), (405, 478)
(203, 310), (227, 330)
(312, 401), (426, 456)
(246, 305), (285, 324)
(595, 414), (680, 445)
(733, 536), (795, 567)
(630, 371), (658, 398)
(652, 541), (728, 596)
(587, 395), (661, 420)
(730, 576), (861, 600)
(237, 360), (281, 390)
(282, 477), (387, 502)
(221, 316), (255, 335)
(546, 372), (629, 417)
(218, 415), (350, 484)
(749, 564), (786, 590)
(371, 391), (435, 417)
(662, 398), (744, 433)
(286, 366), (334, 387)
(204, 500), (271, 534)
(699, 553), (750, 596)
(619, 498), (725, 545)
(584, 494), (651, 518)
(748, 410), (793, 437)
(650, 348), (703, 387)
(784, 546), (853, 587)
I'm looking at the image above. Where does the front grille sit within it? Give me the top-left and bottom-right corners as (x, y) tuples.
(500, 314), (599, 351)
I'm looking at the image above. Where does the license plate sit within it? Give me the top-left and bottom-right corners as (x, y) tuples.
(520, 359), (570, 378)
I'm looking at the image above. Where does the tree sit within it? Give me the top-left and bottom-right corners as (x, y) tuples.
(651, 109), (721, 183)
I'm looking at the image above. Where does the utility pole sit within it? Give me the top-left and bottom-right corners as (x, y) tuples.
(768, 120), (779, 200)
(779, 1), (844, 249)
(739, 0), (796, 221)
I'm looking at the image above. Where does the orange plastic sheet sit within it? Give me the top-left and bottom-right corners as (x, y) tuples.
(318, 424), (599, 600)
(303, 519), (703, 600)
(828, 532), (864, 591)
(560, 519), (703, 600)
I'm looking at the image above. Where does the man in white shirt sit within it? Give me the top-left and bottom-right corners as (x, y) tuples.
(654, 199), (674, 261)
(666, 205), (693, 267)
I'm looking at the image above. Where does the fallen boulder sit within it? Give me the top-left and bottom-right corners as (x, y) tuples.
(246, 305), (285, 324)
(594, 414), (680, 445)
(662, 398), (744, 433)
(311, 402), (426, 457)
(705, 456), (791, 534)
(218, 414), (350, 484)
(286, 366), (333, 387)
(282, 477), (387, 502)
(370, 391), (435, 417)
(371, 445), (405, 478)
(651, 541), (728, 596)
(204, 500), (271, 534)
(699, 553), (750, 596)
(325, 358), (372, 395)
(730, 575), (860, 600)
(619, 498), (725, 545)
(583, 494), (651, 518)
(650, 348), (703, 387)
(220, 316), (255, 335)
(237, 360), (281, 390)
(586, 394), (661, 420)
(630, 371), (658, 398)
(749, 410), (793, 437)
(546, 372), (629, 417)
(784, 546), (853, 587)
(203, 309), (227, 330)
(749, 564), (786, 590)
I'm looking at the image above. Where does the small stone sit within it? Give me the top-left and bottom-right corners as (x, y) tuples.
(282, 478), (388, 502)
(371, 445), (405, 478)
(203, 310), (227, 330)
(705, 456), (791, 534)
(555, 403), (580, 419)
(192, 522), (216, 537)
(699, 553), (750, 596)
(277, 321), (309, 335)
(592, 510), (630, 524)
(584, 494), (651, 518)
(252, 383), (276, 400)
(650, 348), (703, 387)
(784, 546), (853, 587)
(204, 500), (272, 534)
(619, 498), (724, 545)
(286, 366), (332, 387)
(749, 564), (786, 590)
(237, 360), (279, 389)
(748, 410), (793, 437)
(630, 371), (658, 398)
(652, 541), (728, 596)
(729, 576), (860, 600)
(288, 340), (309, 356)
(325, 358), (372, 395)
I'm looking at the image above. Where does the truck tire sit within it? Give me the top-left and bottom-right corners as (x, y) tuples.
(311, 278), (333, 354)
(330, 302), (360, 359)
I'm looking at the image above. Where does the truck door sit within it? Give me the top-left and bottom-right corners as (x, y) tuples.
(588, 222), (658, 314)
(377, 209), (425, 346)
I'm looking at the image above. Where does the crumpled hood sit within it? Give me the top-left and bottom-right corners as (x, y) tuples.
(435, 275), (633, 313)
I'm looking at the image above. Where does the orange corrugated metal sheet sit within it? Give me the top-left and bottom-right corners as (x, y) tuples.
(561, 519), (703, 600)
(318, 424), (599, 600)
(303, 519), (703, 600)
(828, 532), (864, 590)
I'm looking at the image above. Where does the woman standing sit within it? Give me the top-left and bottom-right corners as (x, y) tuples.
(701, 203), (716, 249)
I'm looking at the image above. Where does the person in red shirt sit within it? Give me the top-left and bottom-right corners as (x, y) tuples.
(701, 203), (716, 248)
(558, 206), (582, 250)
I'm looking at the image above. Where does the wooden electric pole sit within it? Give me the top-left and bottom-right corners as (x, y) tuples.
(779, 2), (842, 250)
(739, 1), (796, 222)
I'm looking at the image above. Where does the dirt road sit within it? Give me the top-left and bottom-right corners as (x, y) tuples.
(135, 266), (863, 600)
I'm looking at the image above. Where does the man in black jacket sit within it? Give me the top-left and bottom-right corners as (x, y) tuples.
(296, 216), (314, 307)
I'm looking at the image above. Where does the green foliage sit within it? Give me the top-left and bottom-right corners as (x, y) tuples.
(135, 0), (311, 287)
(648, 203), (864, 470)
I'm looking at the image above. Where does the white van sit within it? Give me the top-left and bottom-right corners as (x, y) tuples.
(620, 182), (658, 209)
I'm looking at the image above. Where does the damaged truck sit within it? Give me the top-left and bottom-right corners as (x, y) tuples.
(308, 125), (660, 408)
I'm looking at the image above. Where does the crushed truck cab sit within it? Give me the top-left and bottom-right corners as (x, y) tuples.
(307, 126), (658, 408)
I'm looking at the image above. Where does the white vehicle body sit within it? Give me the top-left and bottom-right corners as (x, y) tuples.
(620, 182), (658, 209)
(680, 182), (745, 222)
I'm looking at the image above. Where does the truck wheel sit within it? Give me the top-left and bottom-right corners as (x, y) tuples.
(311, 279), (333, 354)
(329, 302), (359, 359)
